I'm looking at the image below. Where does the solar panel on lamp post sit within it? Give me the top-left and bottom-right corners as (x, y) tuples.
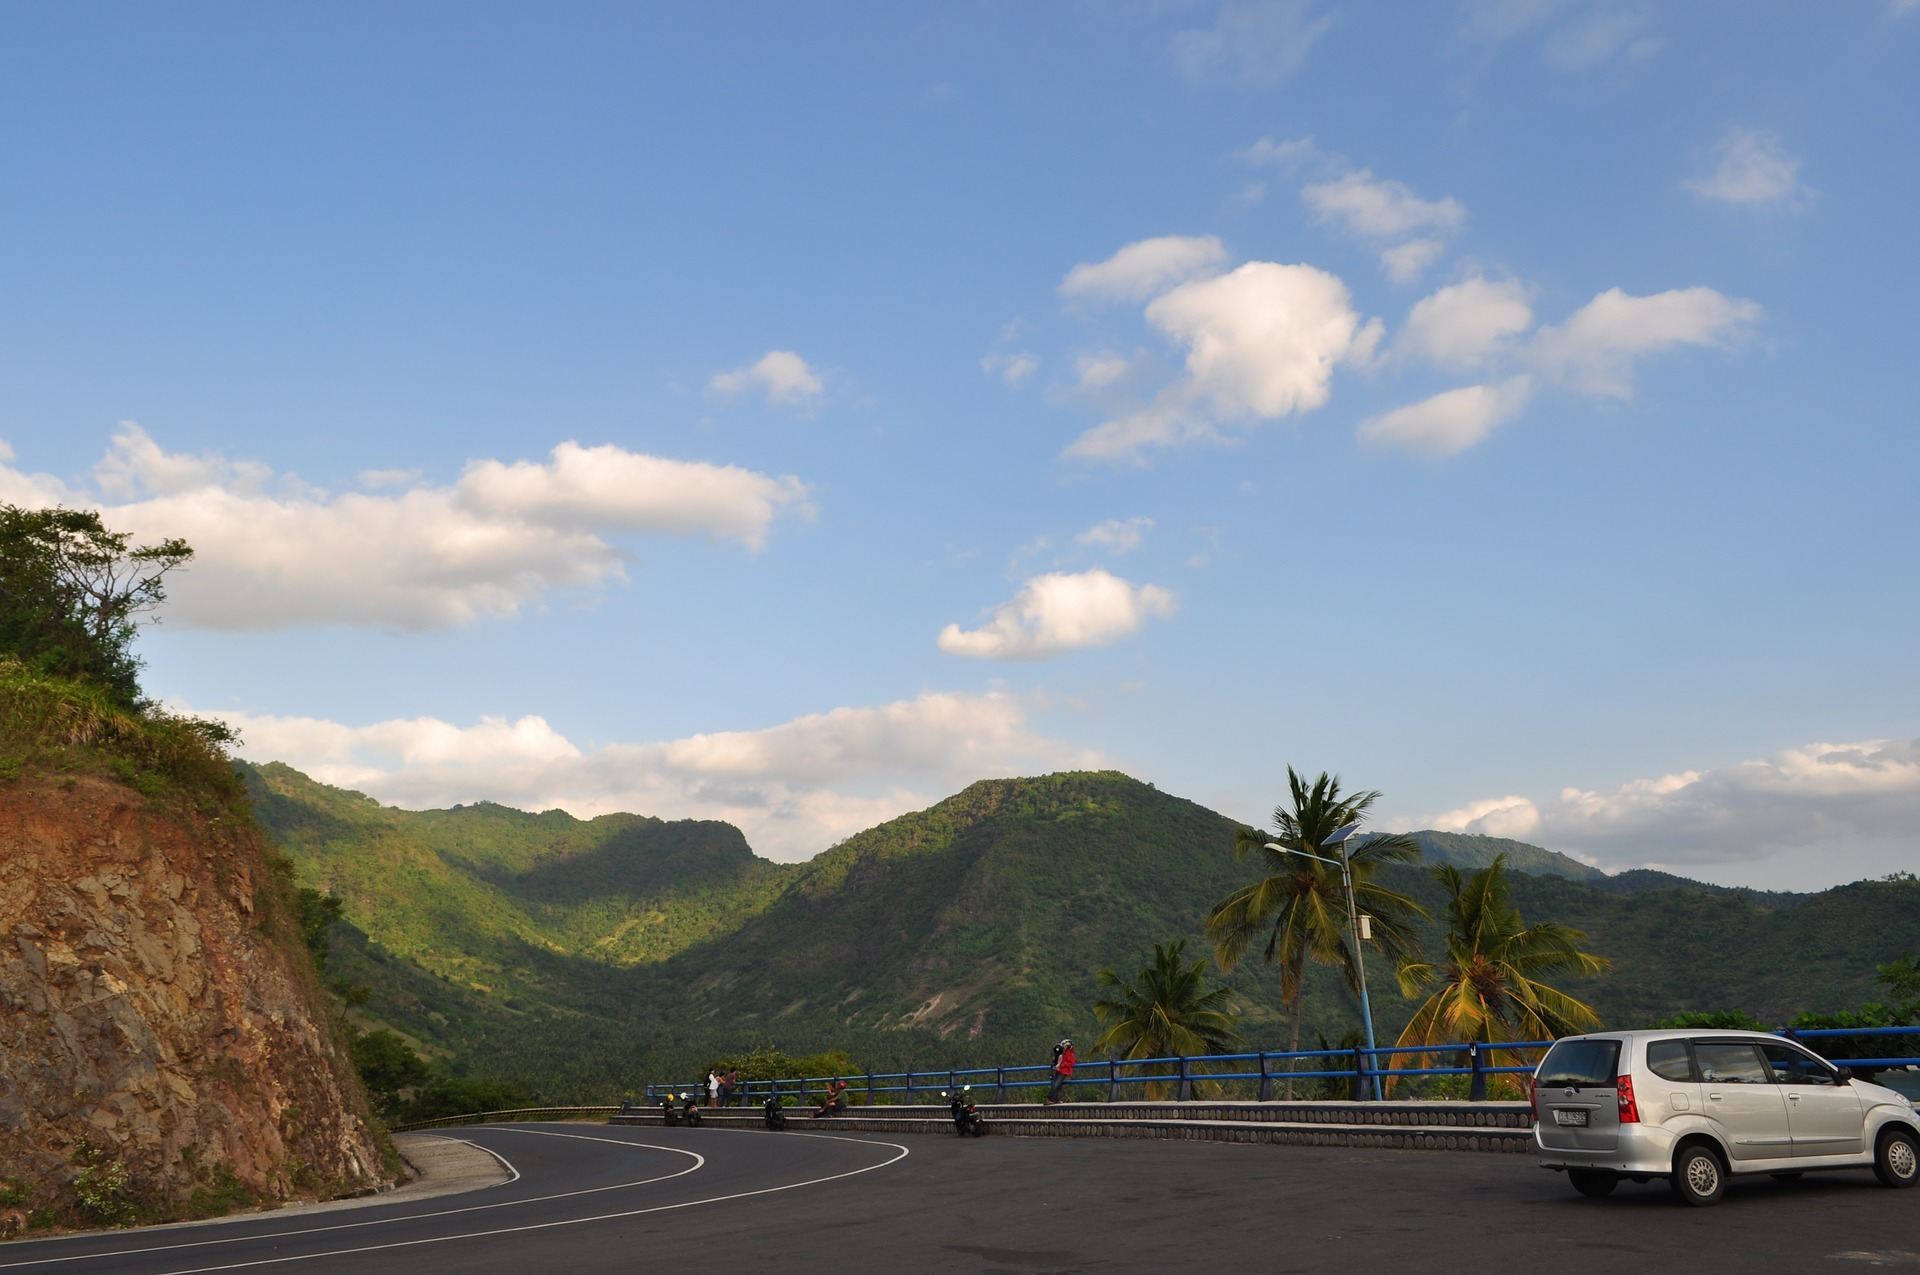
(1265, 819), (1383, 1100)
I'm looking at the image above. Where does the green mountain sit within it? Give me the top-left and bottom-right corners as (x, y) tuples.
(246, 763), (1920, 1094)
(1405, 829), (1605, 882)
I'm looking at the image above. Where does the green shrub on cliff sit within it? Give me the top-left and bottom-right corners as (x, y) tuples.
(0, 658), (242, 808)
(70, 1138), (135, 1226)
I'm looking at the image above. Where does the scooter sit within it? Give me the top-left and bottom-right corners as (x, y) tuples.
(763, 1095), (788, 1131)
(941, 1084), (986, 1136)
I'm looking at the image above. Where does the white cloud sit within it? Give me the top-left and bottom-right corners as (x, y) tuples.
(1463, 1), (1659, 69)
(1429, 794), (1544, 840)
(1076, 517), (1155, 554)
(1059, 236), (1229, 303)
(1074, 351), (1137, 393)
(1381, 239), (1445, 285)
(708, 349), (825, 407)
(981, 350), (1039, 385)
(1398, 276), (1535, 370)
(1172, 1), (1334, 87)
(1302, 169), (1466, 240)
(1449, 739), (1920, 887)
(1239, 135), (1318, 171)
(91, 427), (273, 500)
(203, 691), (1104, 862)
(458, 442), (811, 548)
(938, 568), (1176, 660)
(1065, 261), (1382, 462)
(1459, 0), (1565, 43)
(1543, 10), (1661, 70)
(1358, 376), (1534, 456)
(1, 424), (811, 631)
(1531, 286), (1761, 396)
(1685, 128), (1805, 207)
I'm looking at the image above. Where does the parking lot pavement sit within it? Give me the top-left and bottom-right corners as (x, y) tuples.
(640, 1132), (1920, 1274)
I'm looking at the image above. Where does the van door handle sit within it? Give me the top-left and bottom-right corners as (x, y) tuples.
(1708, 1093), (1723, 1101)
(1787, 1093), (1802, 1101)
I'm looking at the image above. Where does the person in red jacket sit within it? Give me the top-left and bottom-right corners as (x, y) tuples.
(812, 1077), (849, 1118)
(1044, 1038), (1076, 1104)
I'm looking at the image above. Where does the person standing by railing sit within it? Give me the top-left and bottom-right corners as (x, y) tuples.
(1044, 1038), (1076, 1104)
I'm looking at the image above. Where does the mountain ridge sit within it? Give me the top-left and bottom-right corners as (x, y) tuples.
(244, 761), (1920, 1091)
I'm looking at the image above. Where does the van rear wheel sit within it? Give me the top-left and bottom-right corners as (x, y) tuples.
(1671, 1144), (1726, 1207)
(1568, 1170), (1617, 1198)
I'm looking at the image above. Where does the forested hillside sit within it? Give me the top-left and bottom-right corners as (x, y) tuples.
(250, 764), (1920, 1096)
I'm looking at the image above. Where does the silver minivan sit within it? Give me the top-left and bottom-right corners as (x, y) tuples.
(1532, 1029), (1919, 1206)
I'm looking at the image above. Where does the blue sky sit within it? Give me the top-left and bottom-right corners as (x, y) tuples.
(4, 2), (1916, 890)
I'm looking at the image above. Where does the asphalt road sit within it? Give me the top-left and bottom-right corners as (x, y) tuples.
(1, 1124), (1914, 1274)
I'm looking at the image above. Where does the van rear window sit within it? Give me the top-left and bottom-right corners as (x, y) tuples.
(1646, 1039), (1696, 1082)
(1537, 1038), (1622, 1088)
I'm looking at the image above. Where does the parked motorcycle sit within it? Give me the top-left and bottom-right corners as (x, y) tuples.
(660, 1093), (680, 1127)
(764, 1095), (788, 1131)
(941, 1084), (986, 1136)
(681, 1092), (702, 1127)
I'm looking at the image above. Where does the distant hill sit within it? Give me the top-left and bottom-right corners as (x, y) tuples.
(1404, 830), (1605, 882)
(246, 763), (1920, 1094)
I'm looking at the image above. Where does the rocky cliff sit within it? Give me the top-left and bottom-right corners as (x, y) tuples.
(0, 772), (390, 1225)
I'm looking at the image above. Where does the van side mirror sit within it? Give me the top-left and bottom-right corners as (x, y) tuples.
(1835, 1067), (1853, 1083)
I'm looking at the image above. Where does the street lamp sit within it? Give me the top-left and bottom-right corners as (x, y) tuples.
(1266, 819), (1383, 1101)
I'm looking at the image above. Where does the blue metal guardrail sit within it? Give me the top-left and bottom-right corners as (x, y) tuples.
(643, 1024), (1920, 1107)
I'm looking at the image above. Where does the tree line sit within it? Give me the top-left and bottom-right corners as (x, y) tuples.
(1092, 767), (1916, 1098)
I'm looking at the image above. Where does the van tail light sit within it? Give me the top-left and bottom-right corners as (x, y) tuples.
(1617, 1074), (1640, 1124)
(1528, 1074), (1540, 1121)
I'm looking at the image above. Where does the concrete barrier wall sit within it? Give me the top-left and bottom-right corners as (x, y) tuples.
(609, 1100), (1536, 1153)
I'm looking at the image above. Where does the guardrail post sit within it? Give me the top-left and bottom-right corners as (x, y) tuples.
(948, 1069), (957, 1100)
(1108, 1060), (1119, 1104)
(1177, 1054), (1191, 1102)
(1258, 1051), (1273, 1102)
(1467, 1042), (1485, 1101)
(1352, 1046), (1368, 1102)
(866, 1073), (876, 1105)
(905, 1071), (914, 1104)
(996, 1067), (1006, 1104)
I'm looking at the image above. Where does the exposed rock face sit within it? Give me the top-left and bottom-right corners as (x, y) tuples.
(0, 774), (388, 1217)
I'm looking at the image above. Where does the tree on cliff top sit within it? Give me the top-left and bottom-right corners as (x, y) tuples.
(0, 505), (192, 709)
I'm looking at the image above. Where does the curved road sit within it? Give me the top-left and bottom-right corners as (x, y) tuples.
(1, 1124), (1914, 1273)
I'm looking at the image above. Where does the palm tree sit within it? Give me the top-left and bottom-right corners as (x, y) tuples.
(1206, 767), (1427, 1094)
(1394, 854), (1610, 1097)
(1093, 939), (1242, 1098)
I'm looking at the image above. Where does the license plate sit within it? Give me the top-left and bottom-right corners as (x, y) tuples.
(1553, 1109), (1589, 1127)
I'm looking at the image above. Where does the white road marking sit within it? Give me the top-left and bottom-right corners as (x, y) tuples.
(140, 1131), (911, 1274)
(0, 1127), (698, 1270)
(443, 1135), (521, 1186)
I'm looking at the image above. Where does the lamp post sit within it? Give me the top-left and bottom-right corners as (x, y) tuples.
(1265, 820), (1383, 1100)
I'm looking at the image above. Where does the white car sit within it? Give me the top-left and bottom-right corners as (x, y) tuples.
(1531, 1028), (1920, 1206)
